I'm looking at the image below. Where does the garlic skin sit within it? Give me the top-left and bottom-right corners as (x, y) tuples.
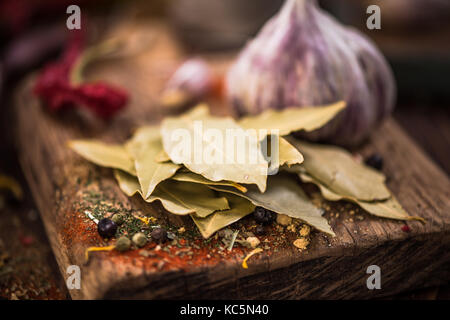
(226, 0), (396, 146)
(163, 58), (214, 104)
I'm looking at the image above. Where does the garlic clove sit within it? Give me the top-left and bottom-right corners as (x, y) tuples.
(162, 58), (215, 109)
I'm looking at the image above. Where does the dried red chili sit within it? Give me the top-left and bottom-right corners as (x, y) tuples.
(33, 31), (128, 120)
(76, 82), (128, 119)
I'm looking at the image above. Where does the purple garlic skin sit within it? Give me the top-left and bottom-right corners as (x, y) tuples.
(226, 0), (396, 146)
(165, 58), (213, 100)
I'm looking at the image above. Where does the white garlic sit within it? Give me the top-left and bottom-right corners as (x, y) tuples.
(227, 0), (396, 146)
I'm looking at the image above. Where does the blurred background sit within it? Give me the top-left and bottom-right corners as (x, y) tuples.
(0, 0), (449, 299)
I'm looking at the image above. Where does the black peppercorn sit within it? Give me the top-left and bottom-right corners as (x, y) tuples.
(365, 153), (383, 170)
(151, 227), (168, 243)
(253, 207), (276, 225)
(255, 225), (266, 235)
(97, 218), (118, 238)
(253, 207), (265, 222)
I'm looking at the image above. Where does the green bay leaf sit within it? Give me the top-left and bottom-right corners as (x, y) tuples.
(126, 126), (180, 199)
(113, 169), (141, 196)
(357, 198), (424, 221)
(299, 172), (424, 222)
(155, 150), (171, 163)
(191, 193), (255, 239)
(209, 174), (335, 236)
(182, 103), (211, 119)
(113, 170), (229, 217)
(299, 172), (343, 201)
(264, 135), (303, 175)
(238, 101), (346, 136)
(69, 140), (136, 175)
(290, 139), (390, 201)
(278, 136), (304, 167)
(161, 110), (268, 192)
(172, 171), (247, 192)
(149, 180), (230, 217)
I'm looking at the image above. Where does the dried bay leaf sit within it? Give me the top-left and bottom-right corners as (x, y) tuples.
(155, 150), (171, 163)
(357, 198), (424, 222)
(114, 169), (194, 214)
(299, 172), (424, 222)
(127, 125), (161, 143)
(278, 136), (304, 167)
(263, 135), (303, 175)
(238, 101), (346, 136)
(125, 126), (180, 198)
(191, 193), (255, 238)
(290, 139), (391, 201)
(172, 171), (247, 192)
(183, 103), (211, 119)
(113, 169), (141, 197)
(149, 180), (230, 217)
(209, 174), (335, 236)
(113, 170), (229, 217)
(161, 112), (268, 192)
(69, 140), (136, 175)
(299, 172), (350, 201)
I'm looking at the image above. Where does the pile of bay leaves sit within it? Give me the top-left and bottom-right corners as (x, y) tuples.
(69, 101), (422, 239)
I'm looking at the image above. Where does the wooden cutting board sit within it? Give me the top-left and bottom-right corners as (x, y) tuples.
(13, 22), (450, 299)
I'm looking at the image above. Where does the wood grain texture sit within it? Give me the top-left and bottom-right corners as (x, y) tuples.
(394, 105), (450, 174)
(13, 23), (450, 299)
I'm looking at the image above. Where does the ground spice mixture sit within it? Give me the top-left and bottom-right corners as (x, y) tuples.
(58, 170), (389, 274)
(0, 199), (67, 300)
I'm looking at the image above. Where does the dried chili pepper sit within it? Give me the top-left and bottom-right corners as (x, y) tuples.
(76, 82), (128, 119)
(33, 30), (128, 120)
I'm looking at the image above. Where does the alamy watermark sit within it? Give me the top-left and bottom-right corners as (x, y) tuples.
(66, 265), (81, 290)
(366, 5), (381, 30)
(165, 122), (280, 175)
(366, 265), (381, 290)
(66, 5), (81, 30)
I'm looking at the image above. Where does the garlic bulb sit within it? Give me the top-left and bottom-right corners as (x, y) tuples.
(162, 58), (214, 108)
(226, 0), (396, 146)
